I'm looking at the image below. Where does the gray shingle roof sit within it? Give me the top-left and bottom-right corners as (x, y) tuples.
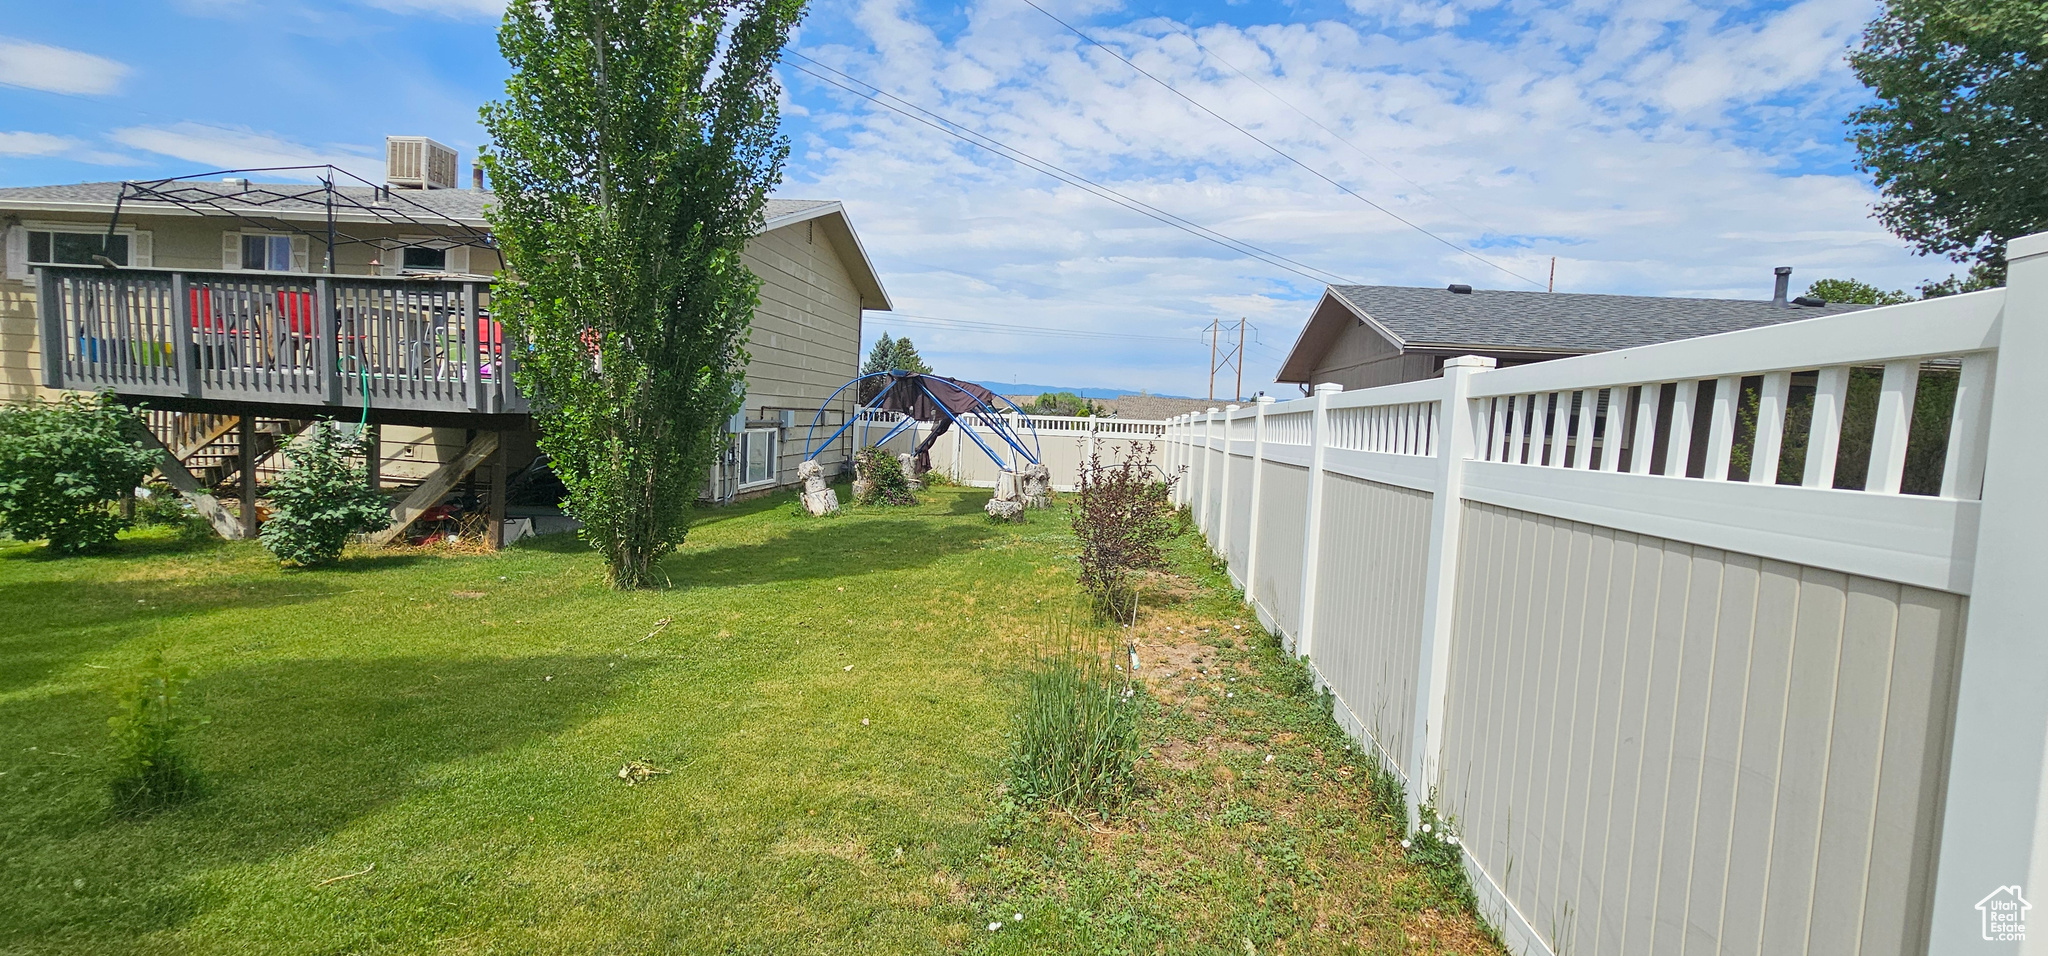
(1329, 284), (1873, 353)
(0, 181), (839, 231)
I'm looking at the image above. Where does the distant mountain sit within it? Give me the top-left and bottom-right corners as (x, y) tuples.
(988, 383), (1199, 400)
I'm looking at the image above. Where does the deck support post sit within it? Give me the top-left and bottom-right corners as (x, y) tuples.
(237, 413), (257, 539)
(486, 433), (506, 550)
(37, 267), (63, 389)
(316, 278), (340, 405)
(365, 423), (382, 490)
(367, 431), (500, 549)
(171, 272), (199, 398)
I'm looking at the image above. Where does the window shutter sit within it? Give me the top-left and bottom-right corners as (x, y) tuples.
(222, 232), (242, 270)
(132, 231), (152, 268)
(291, 235), (310, 273)
(446, 245), (470, 274)
(4, 225), (24, 280)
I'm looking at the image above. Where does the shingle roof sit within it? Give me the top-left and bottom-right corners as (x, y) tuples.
(0, 181), (842, 231)
(1328, 284), (1872, 353)
(1276, 283), (1876, 383)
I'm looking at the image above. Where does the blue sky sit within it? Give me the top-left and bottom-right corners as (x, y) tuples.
(1, 0), (1936, 398)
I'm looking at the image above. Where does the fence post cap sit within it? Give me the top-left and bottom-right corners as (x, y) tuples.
(1313, 382), (1344, 394)
(1225, 404), (1240, 412)
(2009, 231), (2048, 262)
(1443, 354), (1497, 369)
(1207, 407), (1221, 414)
(1255, 396), (1276, 404)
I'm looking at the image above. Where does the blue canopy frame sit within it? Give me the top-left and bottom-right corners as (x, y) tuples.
(802, 371), (1042, 471)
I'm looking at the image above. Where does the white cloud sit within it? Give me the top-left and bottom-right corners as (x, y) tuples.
(107, 123), (383, 181)
(0, 131), (77, 157)
(0, 38), (131, 95)
(780, 0), (1918, 397)
(0, 130), (136, 165)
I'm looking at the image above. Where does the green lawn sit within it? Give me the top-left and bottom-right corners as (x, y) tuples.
(1, 486), (1500, 954)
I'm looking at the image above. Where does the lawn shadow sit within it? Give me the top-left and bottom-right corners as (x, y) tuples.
(0, 651), (653, 947)
(510, 531), (591, 554)
(659, 514), (998, 587)
(942, 488), (994, 515)
(0, 577), (347, 695)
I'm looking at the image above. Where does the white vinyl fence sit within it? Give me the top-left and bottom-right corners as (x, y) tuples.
(1162, 231), (2048, 956)
(859, 413), (1169, 490)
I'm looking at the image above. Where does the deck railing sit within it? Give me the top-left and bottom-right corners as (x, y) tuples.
(37, 266), (523, 415)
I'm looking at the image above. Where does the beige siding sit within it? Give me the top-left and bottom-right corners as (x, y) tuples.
(1312, 474), (1432, 773)
(1439, 502), (1964, 956)
(739, 219), (864, 486)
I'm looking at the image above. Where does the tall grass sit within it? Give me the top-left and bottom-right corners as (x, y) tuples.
(1008, 642), (1143, 812)
(107, 652), (204, 816)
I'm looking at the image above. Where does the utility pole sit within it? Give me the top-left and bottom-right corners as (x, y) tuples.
(1549, 256), (1556, 293)
(1235, 317), (1245, 402)
(1206, 317), (1248, 402)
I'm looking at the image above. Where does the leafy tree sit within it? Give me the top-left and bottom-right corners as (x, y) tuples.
(0, 393), (160, 553)
(1803, 278), (1912, 305)
(259, 422), (390, 567)
(858, 332), (933, 401)
(890, 335), (932, 375)
(1918, 261), (2005, 299)
(1849, 0), (2048, 281)
(1029, 391), (1098, 417)
(482, 0), (805, 588)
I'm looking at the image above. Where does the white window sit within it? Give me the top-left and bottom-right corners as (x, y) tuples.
(224, 232), (307, 272)
(741, 428), (778, 487)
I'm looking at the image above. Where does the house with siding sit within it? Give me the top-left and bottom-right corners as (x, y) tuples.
(1275, 278), (1872, 391)
(0, 137), (891, 542)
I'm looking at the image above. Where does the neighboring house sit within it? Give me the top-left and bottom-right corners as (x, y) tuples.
(1275, 275), (1872, 390)
(0, 136), (891, 534)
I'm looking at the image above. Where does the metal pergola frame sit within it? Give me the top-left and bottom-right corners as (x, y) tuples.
(102, 164), (493, 275)
(802, 370), (1043, 471)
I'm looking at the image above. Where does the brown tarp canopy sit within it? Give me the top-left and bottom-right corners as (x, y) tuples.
(872, 373), (1006, 472)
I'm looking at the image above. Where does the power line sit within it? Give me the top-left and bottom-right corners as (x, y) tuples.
(1018, 0), (1546, 289)
(784, 52), (1360, 288)
(1166, 24), (1503, 242)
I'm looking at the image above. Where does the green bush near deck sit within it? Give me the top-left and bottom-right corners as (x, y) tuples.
(0, 393), (161, 554)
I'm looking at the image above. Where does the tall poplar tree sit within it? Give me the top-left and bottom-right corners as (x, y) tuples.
(482, 0), (805, 588)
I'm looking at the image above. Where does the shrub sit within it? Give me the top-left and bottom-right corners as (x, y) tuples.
(109, 652), (205, 816)
(854, 444), (916, 506)
(1072, 443), (1178, 624)
(1008, 645), (1143, 812)
(260, 422), (390, 566)
(0, 393), (161, 553)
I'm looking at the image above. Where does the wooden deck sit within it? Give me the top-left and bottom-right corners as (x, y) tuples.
(37, 265), (525, 417)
